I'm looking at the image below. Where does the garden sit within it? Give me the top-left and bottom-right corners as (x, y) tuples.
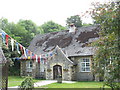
(8, 76), (111, 89)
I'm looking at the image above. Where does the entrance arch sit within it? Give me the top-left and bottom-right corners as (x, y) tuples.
(53, 65), (62, 79)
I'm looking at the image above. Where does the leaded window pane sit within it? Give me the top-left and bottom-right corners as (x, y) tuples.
(81, 58), (90, 72)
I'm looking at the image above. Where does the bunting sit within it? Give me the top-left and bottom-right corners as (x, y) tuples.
(6, 34), (9, 48)
(23, 47), (27, 58)
(1, 32), (6, 44)
(36, 55), (38, 63)
(11, 38), (14, 51)
(0, 30), (55, 64)
(38, 55), (40, 63)
(16, 42), (20, 54)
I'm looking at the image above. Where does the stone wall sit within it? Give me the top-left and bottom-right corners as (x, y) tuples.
(71, 56), (94, 81)
(46, 46), (73, 81)
(20, 49), (94, 81)
(20, 60), (27, 76)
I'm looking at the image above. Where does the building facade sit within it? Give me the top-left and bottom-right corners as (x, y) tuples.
(20, 25), (100, 81)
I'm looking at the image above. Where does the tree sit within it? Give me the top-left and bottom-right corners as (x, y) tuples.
(18, 19), (40, 36)
(0, 18), (38, 75)
(41, 21), (66, 33)
(82, 23), (92, 27)
(0, 17), (9, 30)
(91, 1), (120, 89)
(66, 15), (82, 28)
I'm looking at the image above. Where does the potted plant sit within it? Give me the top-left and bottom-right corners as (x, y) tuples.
(57, 74), (62, 83)
(47, 69), (51, 72)
(63, 68), (69, 71)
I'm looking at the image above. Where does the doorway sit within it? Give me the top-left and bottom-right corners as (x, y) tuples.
(53, 65), (62, 79)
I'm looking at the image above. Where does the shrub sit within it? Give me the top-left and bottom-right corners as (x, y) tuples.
(20, 77), (34, 90)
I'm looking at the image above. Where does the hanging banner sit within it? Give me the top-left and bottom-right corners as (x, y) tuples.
(1, 32), (6, 44)
(36, 55), (38, 62)
(11, 38), (14, 51)
(38, 55), (40, 63)
(16, 42), (20, 54)
(0, 30), (56, 64)
(23, 47), (27, 58)
(6, 34), (9, 48)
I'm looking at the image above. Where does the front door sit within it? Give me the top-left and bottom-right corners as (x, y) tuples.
(53, 65), (62, 79)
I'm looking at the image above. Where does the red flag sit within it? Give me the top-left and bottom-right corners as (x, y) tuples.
(44, 58), (47, 64)
(38, 56), (40, 63)
(28, 50), (31, 55)
(32, 53), (36, 60)
(6, 35), (9, 48)
(20, 45), (24, 55)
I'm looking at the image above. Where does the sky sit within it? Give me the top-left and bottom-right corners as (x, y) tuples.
(0, 0), (110, 26)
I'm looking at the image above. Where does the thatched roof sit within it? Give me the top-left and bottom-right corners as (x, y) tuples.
(28, 25), (100, 57)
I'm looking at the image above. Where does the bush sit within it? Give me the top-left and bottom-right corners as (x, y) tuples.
(20, 77), (34, 90)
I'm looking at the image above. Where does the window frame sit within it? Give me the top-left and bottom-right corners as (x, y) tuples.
(80, 57), (91, 72)
(27, 61), (33, 68)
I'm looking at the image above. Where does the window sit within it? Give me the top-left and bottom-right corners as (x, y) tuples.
(81, 58), (91, 72)
(29, 61), (33, 68)
(27, 61), (33, 68)
(26, 61), (33, 72)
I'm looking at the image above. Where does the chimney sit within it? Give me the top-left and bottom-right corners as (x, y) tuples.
(68, 23), (76, 33)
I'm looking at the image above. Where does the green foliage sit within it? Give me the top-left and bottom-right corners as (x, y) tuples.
(0, 18), (66, 76)
(82, 23), (92, 27)
(41, 21), (66, 33)
(18, 19), (40, 35)
(91, 1), (120, 89)
(8, 76), (42, 87)
(20, 77), (34, 90)
(2, 43), (20, 75)
(0, 18), (43, 47)
(8, 60), (20, 76)
(66, 15), (82, 28)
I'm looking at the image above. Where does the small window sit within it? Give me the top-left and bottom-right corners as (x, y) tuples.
(29, 61), (33, 68)
(27, 61), (33, 68)
(81, 58), (90, 72)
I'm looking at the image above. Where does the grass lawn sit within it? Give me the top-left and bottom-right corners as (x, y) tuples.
(8, 76), (42, 87)
(40, 81), (110, 88)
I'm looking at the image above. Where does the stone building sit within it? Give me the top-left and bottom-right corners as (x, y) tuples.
(20, 25), (100, 81)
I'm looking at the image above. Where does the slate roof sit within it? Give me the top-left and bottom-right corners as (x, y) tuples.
(28, 25), (100, 57)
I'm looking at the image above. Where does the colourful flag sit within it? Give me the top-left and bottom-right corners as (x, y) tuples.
(36, 55), (38, 62)
(6, 35), (9, 48)
(2, 32), (6, 44)
(50, 53), (53, 56)
(32, 53), (36, 60)
(28, 56), (30, 59)
(26, 49), (28, 56)
(23, 47), (27, 58)
(11, 38), (14, 51)
(38, 56), (40, 63)
(20, 44), (24, 54)
(16, 42), (20, 54)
